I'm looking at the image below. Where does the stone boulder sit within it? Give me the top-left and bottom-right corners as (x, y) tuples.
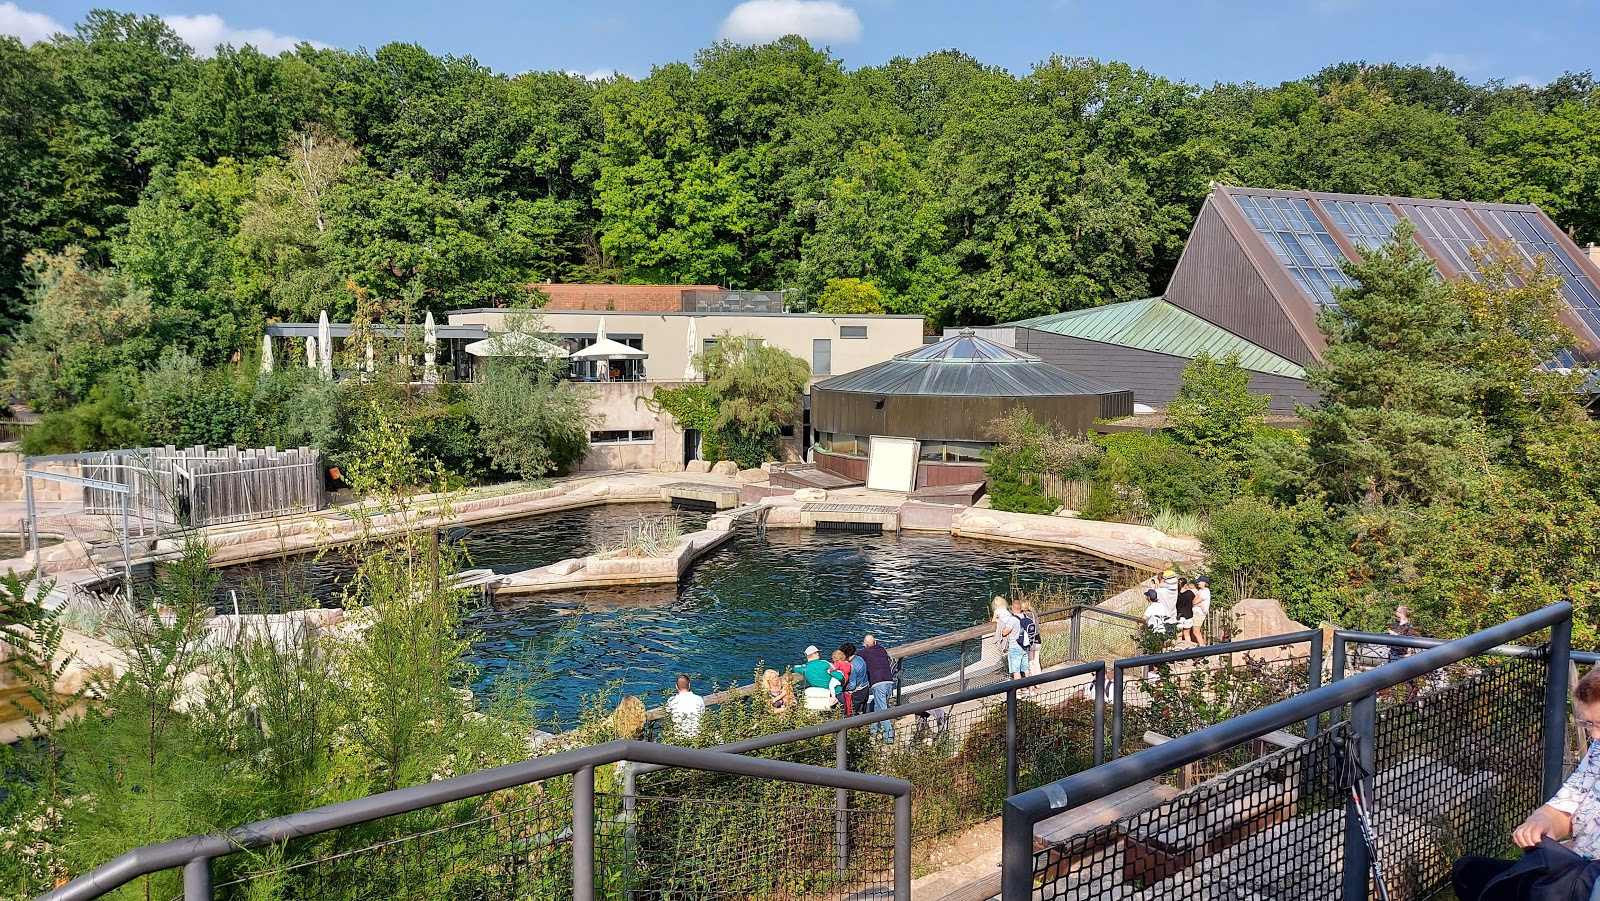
(656, 460), (685, 473)
(685, 460), (711, 473)
(735, 467), (769, 483)
(546, 558), (584, 576)
(1228, 598), (1312, 664)
(589, 482), (612, 497)
(793, 487), (827, 502)
(711, 460), (739, 476)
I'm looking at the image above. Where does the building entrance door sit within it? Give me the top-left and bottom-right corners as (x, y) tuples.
(684, 429), (703, 464)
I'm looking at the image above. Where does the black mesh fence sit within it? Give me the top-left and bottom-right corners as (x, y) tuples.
(204, 773), (893, 901)
(1118, 652), (1314, 785)
(1030, 654), (1548, 901)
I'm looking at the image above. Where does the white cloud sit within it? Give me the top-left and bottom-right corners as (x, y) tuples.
(163, 13), (326, 57)
(718, 0), (862, 44)
(0, 2), (64, 44)
(567, 67), (623, 81)
(1510, 75), (1543, 88)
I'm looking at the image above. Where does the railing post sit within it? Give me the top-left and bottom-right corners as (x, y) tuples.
(1110, 664), (1125, 760)
(1001, 800), (1034, 901)
(894, 790), (912, 901)
(1092, 664), (1106, 766)
(959, 639), (969, 691)
(622, 762), (637, 901)
(1006, 687), (1019, 798)
(183, 857), (214, 901)
(1307, 628), (1324, 741)
(1069, 607), (1082, 662)
(836, 728), (850, 880)
(1329, 632), (1347, 727)
(1544, 615), (1574, 799)
(573, 764), (595, 901)
(1342, 693), (1378, 901)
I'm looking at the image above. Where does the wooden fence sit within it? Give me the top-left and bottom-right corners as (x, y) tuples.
(1037, 474), (1094, 511)
(83, 446), (326, 528)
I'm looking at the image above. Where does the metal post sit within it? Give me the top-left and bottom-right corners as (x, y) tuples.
(1544, 615), (1574, 800)
(622, 763), (637, 901)
(24, 469), (38, 574)
(1001, 799), (1034, 901)
(1329, 633), (1347, 727)
(959, 639), (969, 691)
(1006, 687), (1019, 798)
(1092, 665), (1106, 766)
(894, 790), (912, 901)
(121, 494), (132, 602)
(835, 729), (849, 879)
(1306, 628), (1324, 741)
(183, 857), (214, 901)
(1069, 607), (1082, 662)
(1342, 693), (1377, 901)
(1110, 665), (1125, 760)
(573, 764), (595, 901)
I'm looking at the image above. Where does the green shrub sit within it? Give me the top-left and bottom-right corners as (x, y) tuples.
(140, 349), (251, 448)
(19, 375), (147, 454)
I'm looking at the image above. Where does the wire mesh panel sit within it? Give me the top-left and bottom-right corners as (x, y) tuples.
(213, 784), (578, 900)
(1120, 653), (1314, 785)
(624, 792), (895, 900)
(1032, 724), (1351, 900)
(1071, 610), (1143, 664)
(1367, 655), (1545, 901)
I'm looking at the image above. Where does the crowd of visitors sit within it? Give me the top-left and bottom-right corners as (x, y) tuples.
(1142, 570), (1211, 646)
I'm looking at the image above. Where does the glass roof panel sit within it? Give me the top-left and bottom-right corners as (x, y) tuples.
(1235, 193), (1355, 310)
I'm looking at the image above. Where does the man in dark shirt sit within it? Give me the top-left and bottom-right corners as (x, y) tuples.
(860, 634), (896, 743)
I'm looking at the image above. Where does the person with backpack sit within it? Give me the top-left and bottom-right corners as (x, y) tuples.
(841, 642), (870, 717)
(1012, 597), (1042, 679)
(993, 597), (1027, 685)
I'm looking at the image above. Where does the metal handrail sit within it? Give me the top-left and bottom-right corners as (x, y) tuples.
(1000, 601), (1574, 901)
(1109, 628), (1325, 758)
(39, 739), (913, 901)
(636, 659), (1109, 776)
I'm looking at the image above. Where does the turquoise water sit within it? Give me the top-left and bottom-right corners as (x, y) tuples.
(215, 503), (1114, 721)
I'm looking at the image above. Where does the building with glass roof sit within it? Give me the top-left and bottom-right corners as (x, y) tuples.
(1165, 184), (1600, 367)
(809, 331), (1133, 486)
(963, 297), (1317, 413)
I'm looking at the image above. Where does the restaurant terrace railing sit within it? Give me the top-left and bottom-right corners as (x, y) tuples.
(37, 740), (913, 901)
(1001, 601), (1573, 901)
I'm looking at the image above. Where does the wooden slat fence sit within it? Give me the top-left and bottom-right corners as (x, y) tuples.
(83, 446), (326, 528)
(1037, 473), (1094, 511)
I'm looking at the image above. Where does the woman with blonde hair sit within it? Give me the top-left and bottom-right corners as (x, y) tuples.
(763, 668), (794, 714)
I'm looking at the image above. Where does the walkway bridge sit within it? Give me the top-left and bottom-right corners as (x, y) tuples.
(36, 603), (1580, 901)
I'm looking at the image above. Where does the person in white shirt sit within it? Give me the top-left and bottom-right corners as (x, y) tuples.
(665, 674), (705, 739)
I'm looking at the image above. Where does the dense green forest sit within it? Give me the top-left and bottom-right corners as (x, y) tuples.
(4, 9), (1600, 358)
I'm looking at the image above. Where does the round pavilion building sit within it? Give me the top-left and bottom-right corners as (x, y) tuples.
(809, 331), (1134, 488)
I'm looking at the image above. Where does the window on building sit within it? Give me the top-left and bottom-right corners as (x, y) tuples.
(812, 338), (831, 375)
(839, 325), (868, 339)
(779, 425), (795, 438)
(590, 430), (655, 444)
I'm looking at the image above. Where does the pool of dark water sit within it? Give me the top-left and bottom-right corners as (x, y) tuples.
(213, 503), (1114, 722)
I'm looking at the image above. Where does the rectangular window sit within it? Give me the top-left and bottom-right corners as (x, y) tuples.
(590, 430), (655, 444)
(839, 325), (867, 339)
(812, 338), (831, 375)
(779, 425), (795, 438)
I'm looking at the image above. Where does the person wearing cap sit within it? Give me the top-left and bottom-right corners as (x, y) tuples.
(800, 645), (836, 711)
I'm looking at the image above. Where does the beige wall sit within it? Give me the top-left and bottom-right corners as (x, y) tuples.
(448, 310), (927, 383)
(575, 381), (688, 472)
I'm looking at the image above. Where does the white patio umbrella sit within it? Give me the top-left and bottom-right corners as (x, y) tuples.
(261, 334), (274, 374)
(684, 317), (700, 380)
(423, 311), (438, 383)
(571, 337), (647, 382)
(304, 336), (318, 371)
(462, 332), (570, 358)
(317, 310), (333, 379)
(595, 316), (608, 343)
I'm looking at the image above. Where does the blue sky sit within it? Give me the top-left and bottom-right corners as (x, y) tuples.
(11, 0), (1600, 86)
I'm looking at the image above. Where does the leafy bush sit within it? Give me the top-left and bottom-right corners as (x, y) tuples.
(140, 349), (251, 448)
(19, 375), (147, 454)
(1080, 432), (1220, 521)
(984, 407), (1101, 514)
(815, 277), (886, 314)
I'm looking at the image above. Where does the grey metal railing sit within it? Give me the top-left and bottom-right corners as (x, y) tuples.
(1000, 601), (1574, 901)
(1108, 628), (1324, 759)
(38, 739), (913, 901)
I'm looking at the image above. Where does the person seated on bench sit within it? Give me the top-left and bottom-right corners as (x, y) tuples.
(1452, 666), (1600, 901)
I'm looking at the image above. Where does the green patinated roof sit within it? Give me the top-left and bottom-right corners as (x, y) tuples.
(1010, 297), (1307, 379)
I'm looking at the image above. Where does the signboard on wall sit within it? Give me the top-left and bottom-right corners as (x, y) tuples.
(866, 436), (920, 492)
